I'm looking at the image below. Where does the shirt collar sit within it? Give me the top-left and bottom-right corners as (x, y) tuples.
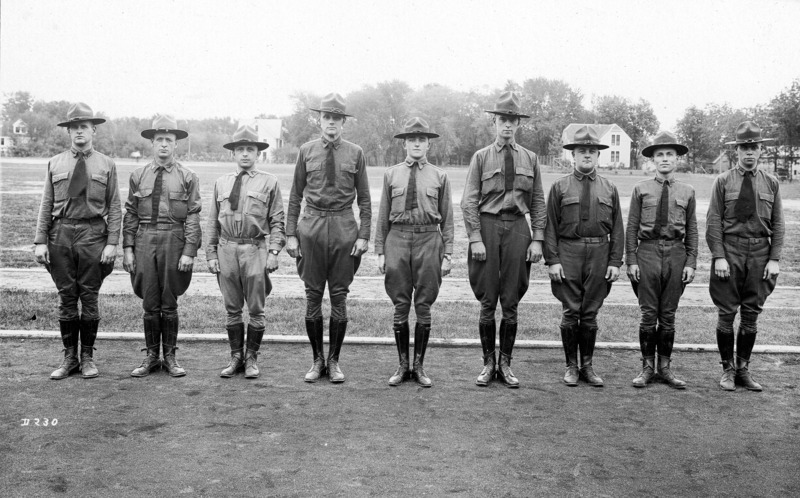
(71, 147), (93, 158)
(151, 159), (175, 172)
(655, 176), (674, 186)
(494, 140), (517, 152)
(735, 164), (757, 176)
(404, 157), (427, 168)
(237, 167), (258, 177)
(322, 135), (342, 149)
(573, 168), (597, 181)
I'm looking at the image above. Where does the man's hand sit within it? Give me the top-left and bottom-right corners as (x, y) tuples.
(470, 241), (486, 261)
(101, 244), (117, 265)
(764, 259), (780, 281)
(714, 258), (730, 280)
(286, 236), (301, 258)
(208, 259), (220, 274)
(34, 244), (49, 265)
(548, 263), (565, 283)
(526, 241), (543, 263)
(178, 255), (194, 272)
(377, 254), (385, 274)
(605, 266), (620, 283)
(266, 252), (279, 273)
(123, 248), (136, 274)
(682, 266), (695, 284)
(351, 238), (368, 257)
(627, 264), (640, 283)
(442, 256), (452, 276)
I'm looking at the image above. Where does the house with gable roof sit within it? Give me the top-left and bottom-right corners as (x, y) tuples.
(238, 118), (286, 163)
(561, 123), (631, 169)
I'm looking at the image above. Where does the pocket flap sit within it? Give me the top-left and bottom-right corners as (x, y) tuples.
(675, 198), (688, 208)
(599, 196), (613, 207)
(562, 196), (580, 206)
(515, 167), (534, 177)
(52, 172), (69, 183)
(134, 188), (152, 198)
(169, 192), (189, 201)
(306, 159), (323, 172)
(724, 192), (739, 202)
(391, 187), (405, 198)
(340, 161), (357, 174)
(91, 173), (108, 185)
(642, 198), (658, 208)
(759, 192), (774, 202)
(247, 191), (268, 203)
(427, 187), (439, 198)
(481, 168), (501, 181)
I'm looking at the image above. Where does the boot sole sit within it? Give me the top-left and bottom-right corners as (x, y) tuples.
(563, 380), (578, 386)
(81, 372), (99, 379)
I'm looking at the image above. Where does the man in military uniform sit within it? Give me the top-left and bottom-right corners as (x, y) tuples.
(123, 115), (202, 378)
(207, 125), (285, 379)
(461, 92), (546, 388)
(34, 102), (121, 380)
(707, 121), (784, 391)
(545, 125), (624, 387)
(285, 93), (371, 383)
(375, 118), (454, 387)
(626, 131), (698, 389)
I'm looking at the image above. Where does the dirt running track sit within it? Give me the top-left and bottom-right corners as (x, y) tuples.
(1, 339), (798, 496)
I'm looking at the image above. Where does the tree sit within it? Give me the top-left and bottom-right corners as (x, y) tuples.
(676, 106), (714, 171)
(515, 77), (587, 158)
(2, 90), (34, 122)
(769, 79), (800, 174)
(594, 95), (659, 168)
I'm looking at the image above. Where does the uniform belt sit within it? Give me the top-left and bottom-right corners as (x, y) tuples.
(221, 236), (264, 245)
(564, 236), (609, 244)
(56, 217), (97, 224)
(724, 234), (767, 244)
(141, 222), (184, 230)
(639, 238), (684, 245)
(483, 211), (523, 221)
(305, 206), (350, 217)
(391, 224), (440, 233)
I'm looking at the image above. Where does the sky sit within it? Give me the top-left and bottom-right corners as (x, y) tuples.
(1, 0), (799, 131)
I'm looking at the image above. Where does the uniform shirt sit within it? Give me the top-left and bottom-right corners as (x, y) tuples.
(625, 177), (699, 268)
(122, 159), (202, 257)
(206, 168), (286, 260)
(373, 157), (455, 255)
(285, 136), (371, 239)
(543, 169), (625, 267)
(461, 139), (546, 243)
(35, 147), (122, 245)
(706, 164), (784, 261)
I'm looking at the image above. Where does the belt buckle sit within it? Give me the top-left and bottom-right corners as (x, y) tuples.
(413, 226), (422, 233)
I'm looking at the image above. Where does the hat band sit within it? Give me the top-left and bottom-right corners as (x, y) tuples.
(321, 107), (346, 114)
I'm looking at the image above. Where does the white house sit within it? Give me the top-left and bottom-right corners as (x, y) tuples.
(239, 118), (286, 163)
(561, 123), (632, 168)
(0, 136), (13, 156)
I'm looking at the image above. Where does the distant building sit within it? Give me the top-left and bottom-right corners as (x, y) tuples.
(0, 136), (13, 156)
(561, 123), (632, 168)
(238, 118), (286, 163)
(12, 119), (28, 136)
(710, 152), (732, 174)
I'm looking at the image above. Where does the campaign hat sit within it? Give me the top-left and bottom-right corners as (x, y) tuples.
(57, 102), (106, 127)
(485, 91), (530, 118)
(724, 121), (774, 145)
(642, 131), (689, 157)
(394, 117), (439, 139)
(223, 125), (269, 151)
(563, 125), (609, 150)
(309, 93), (353, 117)
(141, 114), (189, 140)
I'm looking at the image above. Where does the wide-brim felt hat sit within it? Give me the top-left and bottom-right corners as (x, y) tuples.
(642, 131), (689, 157)
(725, 120), (774, 145)
(141, 114), (189, 140)
(394, 117), (439, 139)
(485, 91), (530, 118)
(223, 124), (269, 151)
(309, 93), (353, 117)
(563, 125), (609, 150)
(57, 102), (106, 127)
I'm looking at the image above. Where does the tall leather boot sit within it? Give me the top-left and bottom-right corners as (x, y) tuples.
(131, 315), (162, 377)
(716, 326), (736, 391)
(51, 319), (80, 380)
(656, 326), (686, 389)
(78, 318), (100, 379)
(327, 318), (347, 383)
(244, 325), (265, 379)
(578, 324), (604, 387)
(220, 323), (245, 378)
(412, 323), (432, 387)
(475, 320), (496, 386)
(161, 315), (186, 377)
(735, 325), (762, 391)
(560, 324), (579, 386)
(497, 320), (519, 388)
(632, 326), (656, 388)
(304, 317), (326, 382)
(388, 322), (410, 386)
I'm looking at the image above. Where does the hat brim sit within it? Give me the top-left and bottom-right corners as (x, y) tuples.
(394, 132), (440, 139)
(725, 138), (775, 145)
(223, 141), (269, 151)
(141, 129), (189, 140)
(485, 110), (530, 119)
(642, 143), (689, 157)
(309, 107), (354, 118)
(563, 143), (609, 151)
(57, 118), (106, 127)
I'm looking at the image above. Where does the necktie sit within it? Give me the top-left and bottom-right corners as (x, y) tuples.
(735, 172), (755, 222)
(151, 166), (163, 221)
(405, 162), (418, 211)
(504, 144), (515, 191)
(580, 177), (591, 221)
(325, 142), (336, 187)
(653, 181), (669, 236)
(229, 171), (246, 211)
(67, 152), (87, 198)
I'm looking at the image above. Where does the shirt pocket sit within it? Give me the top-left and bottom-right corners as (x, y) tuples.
(425, 186), (440, 215)
(561, 196), (581, 225)
(673, 197), (688, 226)
(245, 190), (269, 219)
(480, 168), (503, 195)
(338, 160), (357, 190)
(52, 172), (70, 201)
(305, 158), (325, 190)
(88, 173), (108, 208)
(515, 167), (535, 192)
(169, 191), (189, 220)
(133, 187), (153, 219)
(597, 195), (614, 227)
(723, 191), (739, 220)
(757, 191), (774, 222)
(641, 197), (658, 225)
(390, 186), (406, 215)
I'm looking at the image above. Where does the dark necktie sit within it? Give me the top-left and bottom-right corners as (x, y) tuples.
(151, 166), (164, 221)
(504, 145), (515, 191)
(653, 181), (669, 236)
(580, 177), (591, 221)
(67, 151), (87, 198)
(229, 171), (246, 211)
(735, 172), (755, 222)
(325, 142), (336, 187)
(405, 162), (418, 211)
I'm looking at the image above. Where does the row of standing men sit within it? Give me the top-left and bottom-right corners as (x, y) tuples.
(34, 93), (784, 392)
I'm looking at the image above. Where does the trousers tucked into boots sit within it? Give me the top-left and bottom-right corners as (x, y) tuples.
(79, 318), (100, 378)
(131, 315), (162, 377)
(476, 320), (496, 386)
(578, 324), (603, 386)
(244, 325), (265, 379)
(560, 324), (579, 386)
(632, 326), (656, 388)
(735, 319), (762, 391)
(412, 323), (432, 387)
(304, 317), (326, 382)
(327, 318), (347, 383)
(220, 323), (245, 378)
(51, 319), (80, 380)
(161, 315), (186, 377)
(389, 322), (411, 386)
(656, 326), (686, 389)
(497, 320), (519, 388)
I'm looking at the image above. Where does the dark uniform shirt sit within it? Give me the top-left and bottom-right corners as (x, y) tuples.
(374, 158), (454, 255)
(35, 147), (122, 245)
(625, 177), (699, 268)
(706, 165), (784, 261)
(544, 169), (625, 267)
(206, 168), (286, 260)
(461, 140), (546, 243)
(122, 159), (203, 257)
(285, 136), (371, 240)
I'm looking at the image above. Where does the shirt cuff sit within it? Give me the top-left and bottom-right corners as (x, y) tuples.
(34, 234), (47, 245)
(182, 243), (198, 258)
(206, 249), (218, 260)
(106, 235), (120, 246)
(625, 254), (638, 266)
(468, 232), (483, 243)
(531, 229), (545, 241)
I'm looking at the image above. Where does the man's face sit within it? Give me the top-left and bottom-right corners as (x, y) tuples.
(234, 145), (259, 169)
(737, 143), (761, 169)
(652, 147), (678, 175)
(404, 136), (429, 160)
(67, 121), (95, 148)
(320, 112), (344, 140)
(152, 132), (177, 160)
(572, 146), (599, 173)
(494, 115), (520, 141)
